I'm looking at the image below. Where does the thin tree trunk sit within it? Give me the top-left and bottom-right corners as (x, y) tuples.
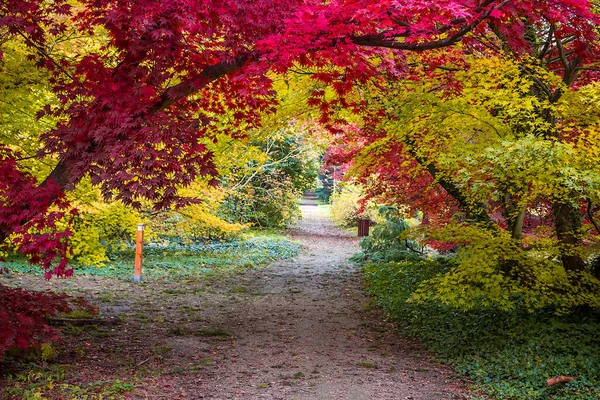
(503, 193), (525, 241)
(552, 202), (585, 272)
(512, 211), (525, 241)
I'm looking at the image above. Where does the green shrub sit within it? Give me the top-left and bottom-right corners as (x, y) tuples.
(220, 174), (302, 229)
(363, 260), (600, 399)
(92, 202), (139, 251)
(406, 223), (600, 312)
(176, 204), (250, 241)
(64, 202), (141, 266)
(353, 206), (423, 263)
(67, 214), (108, 266)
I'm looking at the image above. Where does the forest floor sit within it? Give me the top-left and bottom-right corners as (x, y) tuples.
(1, 197), (473, 399)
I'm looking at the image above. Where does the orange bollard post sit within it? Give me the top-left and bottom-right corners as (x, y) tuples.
(133, 224), (144, 283)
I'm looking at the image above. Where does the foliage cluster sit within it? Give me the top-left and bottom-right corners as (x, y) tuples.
(314, 169), (334, 203)
(3, 363), (135, 400)
(352, 206), (422, 264)
(52, 126), (321, 267)
(218, 132), (321, 229)
(329, 184), (379, 228)
(220, 173), (303, 229)
(405, 224), (600, 313)
(0, 287), (70, 361)
(62, 202), (140, 267)
(331, 50), (600, 310)
(0, 287), (95, 361)
(363, 260), (600, 400)
(150, 183), (251, 244)
(33, 184), (255, 268)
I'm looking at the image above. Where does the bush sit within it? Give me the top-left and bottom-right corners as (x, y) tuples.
(66, 214), (108, 267)
(363, 260), (600, 399)
(220, 174), (302, 229)
(354, 206), (423, 263)
(406, 223), (600, 312)
(176, 204), (250, 241)
(150, 204), (250, 244)
(56, 202), (141, 267)
(329, 184), (379, 228)
(91, 202), (139, 251)
(0, 286), (93, 361)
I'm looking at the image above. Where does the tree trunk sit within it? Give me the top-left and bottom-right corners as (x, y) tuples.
(403, 140), (493, 226)
(511, 211), (525, 241)
(503, 193), (525, 241)
(552, 202), (585, 272)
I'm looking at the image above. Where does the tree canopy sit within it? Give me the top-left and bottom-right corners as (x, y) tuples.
(1, 0), (600, 278)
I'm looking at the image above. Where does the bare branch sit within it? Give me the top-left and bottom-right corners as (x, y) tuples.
(587, 200), (600, 236)
(14, 26), (76, 82)
(351, 0), (508, 51)
(537, 24), (554, 60)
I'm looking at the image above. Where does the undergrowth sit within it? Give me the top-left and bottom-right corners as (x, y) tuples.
(2, 363), (135, 400)
(4, 237), (300, 279)
(363, 260), (600, 399)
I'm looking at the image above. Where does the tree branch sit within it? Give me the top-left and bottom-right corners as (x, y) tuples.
(14, 26), (76, 82)
(587, 199), (600, 236)
(0, 55), (252, 244)
(351, 0), (507, 51)
(403, 137), (493, 225)
(537, 25), (555, 60)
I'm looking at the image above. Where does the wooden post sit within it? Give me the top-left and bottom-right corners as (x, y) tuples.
(357, 218), (370, 237)
(133, 224), (144, 283)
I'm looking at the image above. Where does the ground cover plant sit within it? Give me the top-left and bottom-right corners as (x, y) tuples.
(363, 258), (600, 400)
(3, 235), (300, 280)
(356, 212), (600, 399)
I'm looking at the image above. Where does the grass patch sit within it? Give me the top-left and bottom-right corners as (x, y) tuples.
(194, 329), (232, 338)
(151, 346), (173, 356)
(363, 260), (600, 399)
(356, 361), (377, 369)
(61, 310), (95, 319)
(4, 237), (300, 280)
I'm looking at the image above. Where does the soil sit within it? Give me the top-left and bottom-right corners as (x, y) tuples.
(1, 200), (471, 399)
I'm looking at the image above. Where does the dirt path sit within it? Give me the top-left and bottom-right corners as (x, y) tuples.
(1, 202), (469, 399)
(138, 203), (466, 399)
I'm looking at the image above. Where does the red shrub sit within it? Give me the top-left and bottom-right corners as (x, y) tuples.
(0, 285), (72, 359)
